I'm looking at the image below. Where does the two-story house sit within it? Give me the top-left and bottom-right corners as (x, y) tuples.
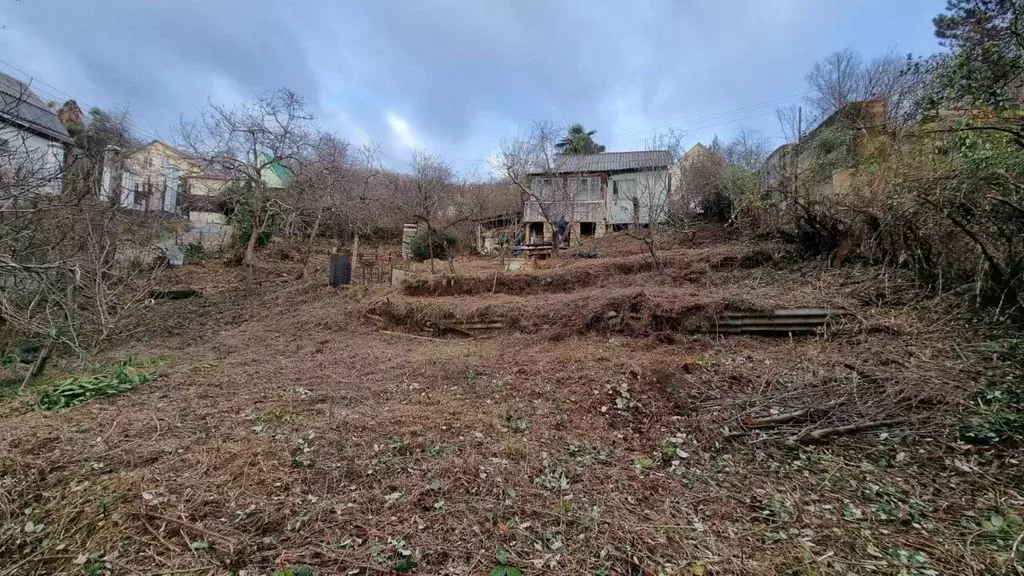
(523, 150), (676, 246)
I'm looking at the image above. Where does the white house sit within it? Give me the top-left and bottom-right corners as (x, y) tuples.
(523, 151), (676, 246)
(0, 72), (73, 195)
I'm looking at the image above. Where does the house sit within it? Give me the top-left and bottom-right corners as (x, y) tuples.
(101, 141), (292, 225)
(258, 152), (292, 189)
(0, 71), (73, 195)
(523, 150), (676, 246)
(104, 140), (193, 212)
(764, 99), (887, 202)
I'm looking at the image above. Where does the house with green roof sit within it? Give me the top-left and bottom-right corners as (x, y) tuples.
(258, 152), (292, 189)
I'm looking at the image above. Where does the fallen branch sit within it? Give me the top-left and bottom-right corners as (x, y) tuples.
(739, 398), (846, 428)
(791, 419), (906, 443)
(1012, 527), (1024, 576)
(133, 512), (235, 550)
(379, 330), (448, 342)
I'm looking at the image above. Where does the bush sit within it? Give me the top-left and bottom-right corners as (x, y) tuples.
(181, 241), (205, 261)
(409, 229), (458, 262)
(233, 197), (277, 252)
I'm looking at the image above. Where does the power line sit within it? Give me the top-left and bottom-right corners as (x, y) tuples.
(603, 92), (806, 141)
(615, 108), (786, 149)
(0, 58), (167, 144)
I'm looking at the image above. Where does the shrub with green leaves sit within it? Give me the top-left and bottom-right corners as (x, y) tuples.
(181, 241), (205, 261)
(233, 194), (277, 252)
(36, 361), (157, 410)
(409, 229), (457, 262)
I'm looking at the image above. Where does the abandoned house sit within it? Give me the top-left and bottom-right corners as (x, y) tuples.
(523, 150), (676, 246)
(764, 99), (888, 203)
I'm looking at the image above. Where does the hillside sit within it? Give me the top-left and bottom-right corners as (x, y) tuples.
(1, 229), (1021, 575)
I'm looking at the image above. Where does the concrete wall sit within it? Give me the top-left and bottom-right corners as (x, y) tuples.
(187, 176), (229, 197)
(0, 124), (66, 195)
(188, 210), (228, 225)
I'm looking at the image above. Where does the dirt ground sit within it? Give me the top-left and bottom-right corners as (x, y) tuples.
(1, 228), (1022, 576)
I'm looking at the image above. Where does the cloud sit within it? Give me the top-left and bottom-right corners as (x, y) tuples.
(386, 111), (422, 150)
(0, 0), (945, 174)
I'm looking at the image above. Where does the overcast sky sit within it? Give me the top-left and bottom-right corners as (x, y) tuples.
(0, 0), (945, 175)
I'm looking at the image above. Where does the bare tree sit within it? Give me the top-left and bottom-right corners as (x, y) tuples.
(805, 48), (927, 128)
(723, 126), (771, 171)
(776, 105), (803, 144)
(498, 121), (582, 255)
(675, 144), (730, 222)
(279, 133), (354, 277)
(806, 49), (866, 122)
(179, 88), (314, 265)
(622, 132), (683, 267)
(1, 77), (158, 383)
(367, 151), (476, 273)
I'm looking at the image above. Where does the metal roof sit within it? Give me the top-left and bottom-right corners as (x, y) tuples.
(0, 72), (73, 144)
(530, 150), (674, 175)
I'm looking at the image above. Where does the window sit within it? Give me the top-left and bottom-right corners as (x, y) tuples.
(532, 178), (554, 200)
(569, 177), (601, 201)
(613, 178), (636, 199)
(580, 222), (596, 237)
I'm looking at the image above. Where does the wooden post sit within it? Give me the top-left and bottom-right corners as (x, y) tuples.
(351, 233), (360, 285)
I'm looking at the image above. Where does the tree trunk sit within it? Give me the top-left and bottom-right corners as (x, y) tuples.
(20, 338), (55, 392)
(298, 208), (323, 279)
(427, 223), (436, 274)
(243, 207), (261, 266)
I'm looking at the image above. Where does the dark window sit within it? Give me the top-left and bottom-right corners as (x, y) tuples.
(611, 223), (630, 232)
(580, 222), (596, 237)
(528, 222), (544, 243)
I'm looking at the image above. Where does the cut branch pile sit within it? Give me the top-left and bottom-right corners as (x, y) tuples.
(713, 365), (938, 443)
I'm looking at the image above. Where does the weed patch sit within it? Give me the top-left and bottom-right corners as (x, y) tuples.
(36, 361), (157, 410)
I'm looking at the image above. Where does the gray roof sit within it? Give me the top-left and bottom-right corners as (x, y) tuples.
(531, 150), (674, 175)
(0, 72), (73, 144)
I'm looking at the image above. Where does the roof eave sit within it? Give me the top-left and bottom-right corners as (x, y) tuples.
(0, 114), (74, 145)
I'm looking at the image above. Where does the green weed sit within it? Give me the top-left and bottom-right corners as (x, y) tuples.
(36, 361), (157, 410)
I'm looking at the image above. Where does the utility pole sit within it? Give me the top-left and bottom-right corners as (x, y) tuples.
(793, 106), (802, 199)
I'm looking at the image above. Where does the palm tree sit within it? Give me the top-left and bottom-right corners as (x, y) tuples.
(555, 124), (606, 155)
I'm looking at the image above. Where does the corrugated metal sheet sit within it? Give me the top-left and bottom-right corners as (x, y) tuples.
(529, 151), (674, 175)
(716, 308), (849, 334)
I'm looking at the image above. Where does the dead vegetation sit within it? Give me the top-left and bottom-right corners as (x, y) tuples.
(0, 229), (1021, 576)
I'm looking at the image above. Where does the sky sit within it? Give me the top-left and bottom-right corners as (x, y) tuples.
(0, 0), (946, 176)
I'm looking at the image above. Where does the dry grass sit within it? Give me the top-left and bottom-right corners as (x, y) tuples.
(1, 229), (1021, 576)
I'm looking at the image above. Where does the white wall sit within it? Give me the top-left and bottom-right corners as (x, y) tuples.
(607, 170), (670, 225)
(0, 123), (66, 196)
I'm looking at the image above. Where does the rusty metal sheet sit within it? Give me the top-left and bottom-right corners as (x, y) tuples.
(716, 307), (849, 335)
